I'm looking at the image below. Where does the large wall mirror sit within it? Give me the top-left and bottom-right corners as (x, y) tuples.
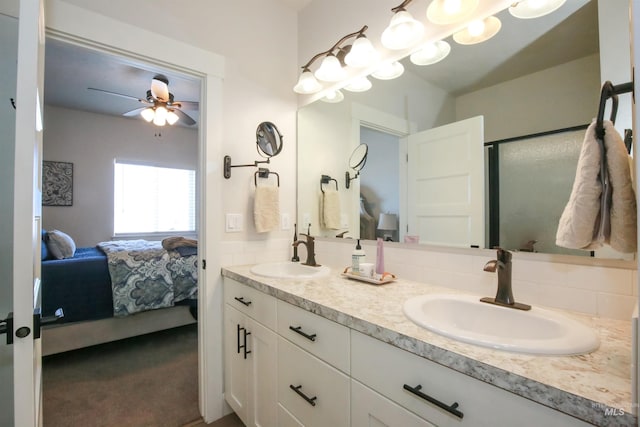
(297, 0), (634, 260)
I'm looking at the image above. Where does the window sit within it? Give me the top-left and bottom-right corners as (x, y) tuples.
(114, 161), (196, 234)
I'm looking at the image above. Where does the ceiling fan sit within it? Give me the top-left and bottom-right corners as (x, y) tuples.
(88, 74), (198, 126)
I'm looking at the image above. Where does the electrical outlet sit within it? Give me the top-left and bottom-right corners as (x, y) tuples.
(225, 213), (242, 232)
(281, 213), (291, 230)
(302, 213), (311, 231)
(340, 213), (349, 228)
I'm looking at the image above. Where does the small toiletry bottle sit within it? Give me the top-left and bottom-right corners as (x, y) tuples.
(376, 238), (385, 275)
(352, 239), (366, 275)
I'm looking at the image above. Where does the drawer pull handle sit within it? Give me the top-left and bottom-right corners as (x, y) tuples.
(290, 384), (317, 406)
(289, 326), (317, 342)
(234, 296), (252, 306)
(403, 384), (463, 419)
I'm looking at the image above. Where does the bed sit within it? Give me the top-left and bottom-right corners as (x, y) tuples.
(40, 232), (198, 355)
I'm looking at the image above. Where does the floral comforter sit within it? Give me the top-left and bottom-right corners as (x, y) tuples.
(97, 240), (198, 317)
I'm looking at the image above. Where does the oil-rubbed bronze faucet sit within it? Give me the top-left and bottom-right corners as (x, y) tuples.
(292, 233), (320, 267)
(482, 248), (530, 311)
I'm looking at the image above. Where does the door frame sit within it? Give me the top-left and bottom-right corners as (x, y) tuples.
(45, 0), (226, 422)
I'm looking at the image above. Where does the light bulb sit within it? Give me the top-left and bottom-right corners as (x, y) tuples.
(153, 106), (167, 126)
(166, 110), (179, 125)
(443, 0), (462, 14)
(140, 107), (155, 122)
(345, 36), (379, 68)
(294, 70), (322, 94)
(427, 0), (478, 25)
(453, 16), (501, 45)
(467, 20), (485, 37)
(314, 54), (346, 82)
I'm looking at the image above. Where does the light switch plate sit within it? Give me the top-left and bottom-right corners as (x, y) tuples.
(281, 213), (291, 230)
(225, 213), (242, 232)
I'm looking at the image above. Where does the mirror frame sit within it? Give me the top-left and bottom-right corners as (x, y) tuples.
(256, 121), (284, 158)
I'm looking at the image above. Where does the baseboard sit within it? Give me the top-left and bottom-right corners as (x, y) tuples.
(42, 305), (196, 356)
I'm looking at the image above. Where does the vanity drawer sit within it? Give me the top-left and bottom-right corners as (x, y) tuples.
(351, 330), (590, 427)
(277, 300), (350, 373)
(278, 336), (350, 427)
(224, 278), (276, 329)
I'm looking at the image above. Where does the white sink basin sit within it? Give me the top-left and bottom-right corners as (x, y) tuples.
(250, 262), (330, 280)
(403, 294), (600, 356)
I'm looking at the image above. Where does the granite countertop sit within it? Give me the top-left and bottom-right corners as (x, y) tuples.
(221, 264), (636, 427)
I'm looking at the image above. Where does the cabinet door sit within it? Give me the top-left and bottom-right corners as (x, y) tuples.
(247, 318), (277, 427)
(224, 304), (249, 424)
(352, 379), (434, 427)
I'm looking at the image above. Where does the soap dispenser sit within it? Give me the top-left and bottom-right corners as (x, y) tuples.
(352, 239), (366, 275)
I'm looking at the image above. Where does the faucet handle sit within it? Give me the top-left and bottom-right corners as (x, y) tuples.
(493, 247), (511, 263)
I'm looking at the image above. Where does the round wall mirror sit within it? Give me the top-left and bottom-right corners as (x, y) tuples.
(256, 121), (284, 157)
(349, 143), (368, 172)
(346, 143), (368, 189)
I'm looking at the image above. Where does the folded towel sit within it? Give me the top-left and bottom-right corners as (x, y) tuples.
(162, 236), (198, 250)
(254, 185), (280, 233)
(322, 189), (341, 229)
(556, 120), (637, 252)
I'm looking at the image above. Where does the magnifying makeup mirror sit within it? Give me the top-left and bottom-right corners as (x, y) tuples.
(345, 143), (368, 189)
(256, 121), (284, 157)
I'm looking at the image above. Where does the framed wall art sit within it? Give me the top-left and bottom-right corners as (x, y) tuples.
(43, 161), (73, 206)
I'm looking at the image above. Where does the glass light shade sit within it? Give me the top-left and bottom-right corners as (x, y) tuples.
(509, 0), (566, 19)
(294, 70), (322, 94)
(410, 40), (451, 66)
(427, 0), (479, 25)
(344, 76), (372, 92)
(166, 110), (180, 125)
(372, 61), (404, 80)
(453, 16), (501, 45)
(153, 105), (168, 126)
(378, 213), (398, 231)
(314, 54), (347, 82)
(140, 107), (155, 122)
(381, 10), (425, 50)
(345, 36), (379, 68)
(321, 89), (344, 103)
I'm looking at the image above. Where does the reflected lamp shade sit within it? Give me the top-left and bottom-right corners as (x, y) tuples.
(344, 76), (372, 93)
(453, 16), (501, 45)
(372, 61), (404, 80)
(378, 213), (397, 231)
(427, 0), (479, 25)
(509, 0), (567, 19)
(321, 89), (344, 103)
(140, 107), (155, 122)
(410, 40), (451, 66)
(381, 10), (425, 50)
(153, 105), (168, 126)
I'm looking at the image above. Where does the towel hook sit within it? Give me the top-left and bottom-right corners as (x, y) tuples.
(320, 175), (338, 193)
(255, 168), (280, 187)
(596, 80), (633, 140)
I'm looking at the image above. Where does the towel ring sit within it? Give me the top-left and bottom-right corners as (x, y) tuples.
(255, 168), (280, 187)
(320, 175), (338, 193)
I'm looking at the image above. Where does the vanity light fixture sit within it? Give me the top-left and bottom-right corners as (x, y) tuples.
(426, 0), (479, 25)
(372, 61), (405, 80)
(140, 106), (180, 126)
(453, 15), (502, 45)
(509, 0), (567, 19)
(381, 0), (425, 50)
(294, 25), (379, 94)
(410, 40), (451, 66)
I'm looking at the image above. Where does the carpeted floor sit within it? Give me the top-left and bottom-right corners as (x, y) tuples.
(42, 324), (200, 427)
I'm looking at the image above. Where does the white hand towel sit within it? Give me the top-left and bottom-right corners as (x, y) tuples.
(322, 189), (341, 230)
(556, 120), (637, 252)
(556, 121), (603, 250)
(254, 185), (280, 233)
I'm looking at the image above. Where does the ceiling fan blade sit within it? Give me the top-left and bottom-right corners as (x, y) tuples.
(173, 108), (196, 126)
(122, 107), (148, 117)
(88, 87), (147, 103)
(151, 77), (170, 102)
(172, 100), (199, 110)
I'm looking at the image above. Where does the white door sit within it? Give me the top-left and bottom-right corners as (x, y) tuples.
(12, 0), (45, 425)
(406, 116), (484, 248)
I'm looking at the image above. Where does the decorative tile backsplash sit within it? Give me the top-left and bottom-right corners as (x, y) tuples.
(220, 238), (638, 321)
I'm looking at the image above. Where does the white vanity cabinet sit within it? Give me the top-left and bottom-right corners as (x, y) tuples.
(223, 279), (278, 427)
(351, 330), (591, 427)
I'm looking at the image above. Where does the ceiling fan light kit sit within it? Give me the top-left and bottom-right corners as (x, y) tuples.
(89, 73), (198, 127)
(293, 0), (569, 101)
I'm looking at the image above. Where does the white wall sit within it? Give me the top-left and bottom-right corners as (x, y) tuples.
(56, 0), (299, 243)
(455, 54), (601, 142)
(42, 106), (198, 247)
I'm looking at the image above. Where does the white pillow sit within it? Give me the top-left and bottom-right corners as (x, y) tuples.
(46, 230), (76, 259)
